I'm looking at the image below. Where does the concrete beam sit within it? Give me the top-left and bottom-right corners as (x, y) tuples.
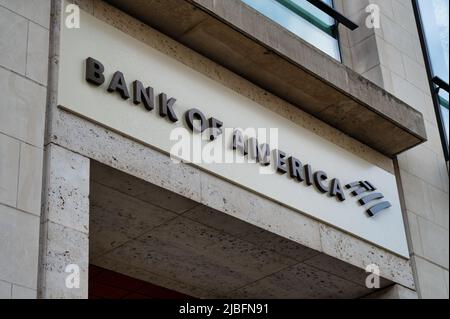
(105, 0), (427, 157)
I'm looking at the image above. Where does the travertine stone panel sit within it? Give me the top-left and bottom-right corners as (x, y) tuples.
(26, 22), (50, 85)
(304, 253), (391, 288)
(414, 256), (449, 299)
(183, 204), (261, 239)
(404, 145), (448, 193)
(0, 0), (51, 29)
(89, 181), (178, 257)
(91, 161), (198, 214)
(238, 228), (320, 263)
(0, 133), (20, 207)
(399, 169), (434, 221)
(0, 204), (40, 289)
(12, 285), (37, 299)
(43, 143), (89, 233)
(17, 143), (44, 216)
(444, 270), (449, 295)
(0, 67), (47, 147)
(0, 280), (12, 299)
(199, 171), (322, 252)
(39, 220), (89, 298)
(417, 217), (449, 269)
(350, 35), (380, 75)
(427, 185), (449, 230)
(319, 224), (414, 289)
(406, 211), (424, 256)
(51, 111), (202, 203)
(229, 263), (369, 299)
(39, 143), (90, 298)
(102, 232), (262, 294)
(377, 39), (406, 78)
(0, 6), (28, 74)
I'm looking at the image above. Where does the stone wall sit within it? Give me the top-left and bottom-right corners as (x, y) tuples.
(340, 0), (449, 298)
(0, 0), (50, 299)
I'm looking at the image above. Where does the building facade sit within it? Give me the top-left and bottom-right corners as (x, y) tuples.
(0, 0), (448, 299)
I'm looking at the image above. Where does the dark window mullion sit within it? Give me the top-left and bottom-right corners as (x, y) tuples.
(274, 0), (337, 38)
(306, 0), (358, 30)
(438, 95), (449, 111)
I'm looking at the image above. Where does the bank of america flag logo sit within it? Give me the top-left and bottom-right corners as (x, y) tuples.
(345, 181), (391, 217)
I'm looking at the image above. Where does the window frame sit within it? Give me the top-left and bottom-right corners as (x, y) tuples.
(275, 0), (342, 60)
(242, 0), (358, 61)
(274, 0), (338, 38)
(412, 0), (450, 161)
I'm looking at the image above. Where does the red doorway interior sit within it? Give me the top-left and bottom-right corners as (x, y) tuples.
(89, 265), (194, 299)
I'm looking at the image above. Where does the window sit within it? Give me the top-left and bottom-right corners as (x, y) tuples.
(242, 0), (341, 60)
(414, 0), (449, 161)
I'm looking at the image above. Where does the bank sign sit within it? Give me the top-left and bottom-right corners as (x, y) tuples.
(57, 9), (409, 257)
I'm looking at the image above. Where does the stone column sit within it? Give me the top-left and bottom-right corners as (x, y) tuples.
(38, 143), (90, 299)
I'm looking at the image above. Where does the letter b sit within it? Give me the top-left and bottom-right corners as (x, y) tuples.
(85, 57), (105, 86)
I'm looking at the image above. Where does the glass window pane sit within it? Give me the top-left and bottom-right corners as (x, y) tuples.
(289, 0), (335, 25)
(417, 0), (449, 157)
(440, 106), (449, 145)
(439, 91), (449, 145)
(418, 0), (449, 83)
(242, 0), (341, 61)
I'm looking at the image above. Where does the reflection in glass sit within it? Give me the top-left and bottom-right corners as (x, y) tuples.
(439, 91), (449, 144)
(418, 0), (449, 83)
(242, 0), (341, 60)
(418, 0), (449, 150)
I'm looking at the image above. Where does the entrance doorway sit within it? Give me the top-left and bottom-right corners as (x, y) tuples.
(88, 161), (390, 298)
